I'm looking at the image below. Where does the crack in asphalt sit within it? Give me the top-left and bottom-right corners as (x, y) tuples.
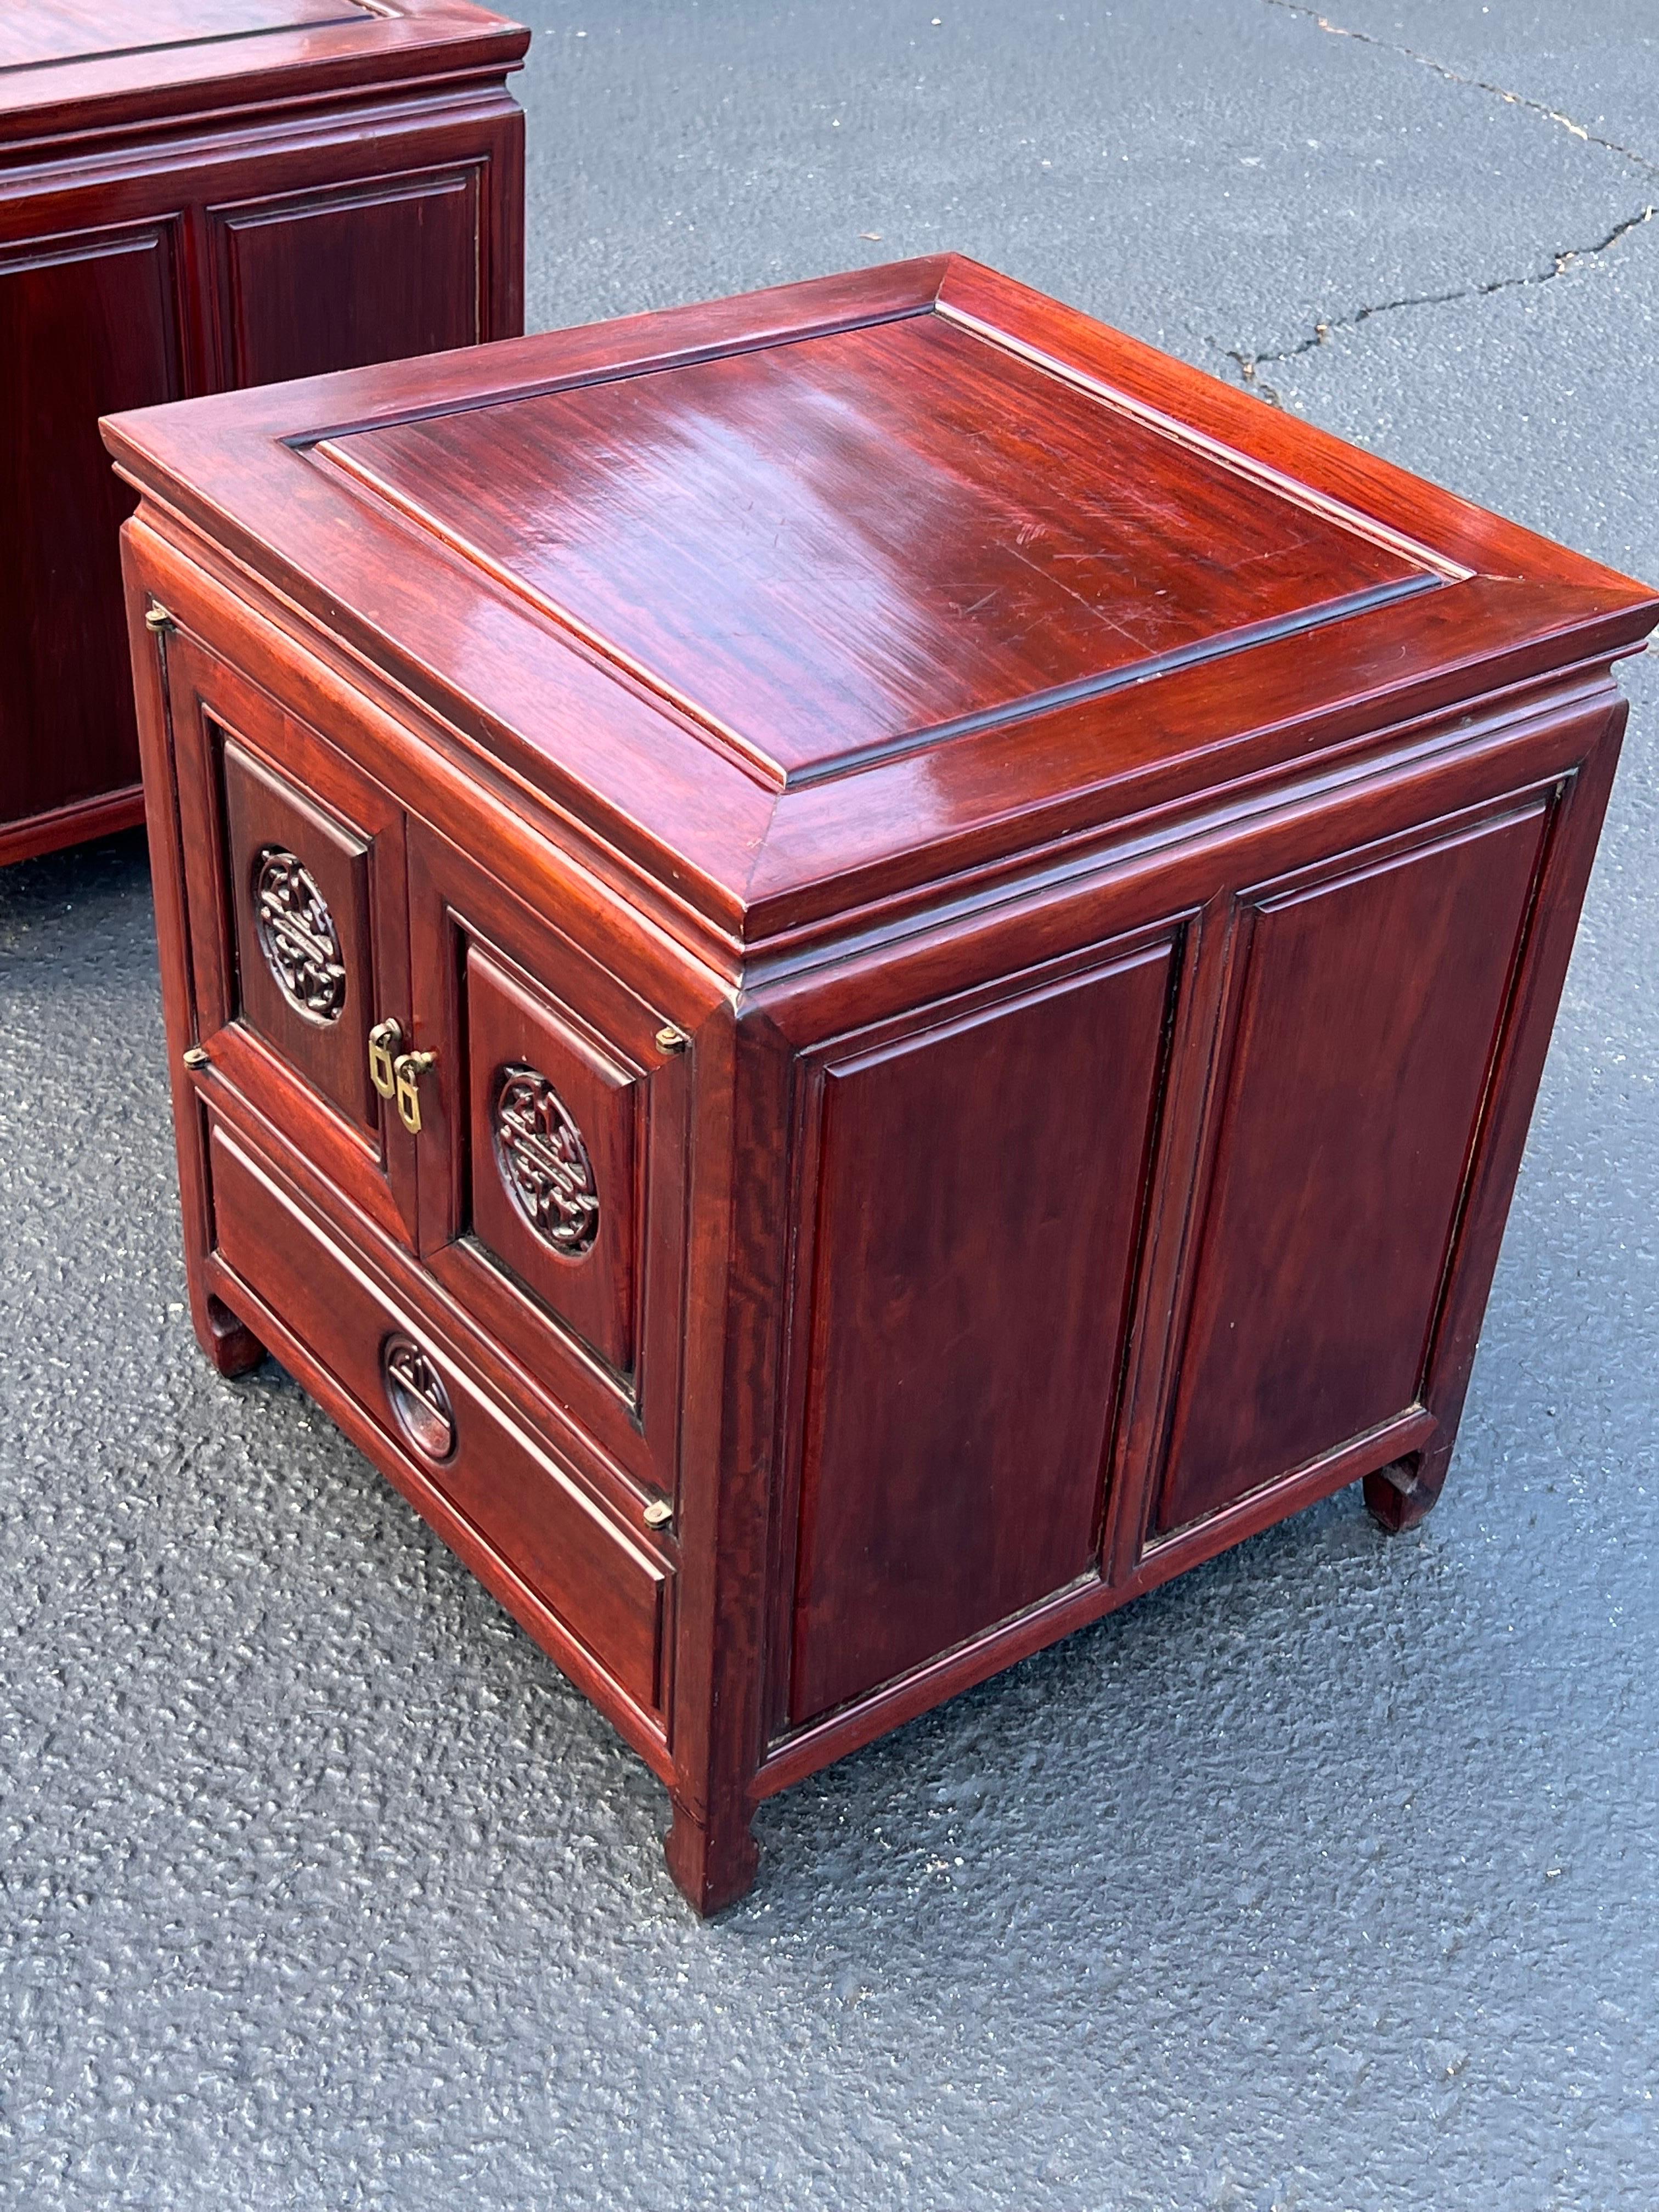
(1224, 4), (1659, 404)
(1261, 0), (1659, 175)
(1225, 204), (1657, 403)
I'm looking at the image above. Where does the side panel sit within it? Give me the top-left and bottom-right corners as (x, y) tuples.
(0, 221), (181, 832)
(1153, 800), (1550, 1535)
(206, 165), (486, 387)
(788, 939), (1175, 1725)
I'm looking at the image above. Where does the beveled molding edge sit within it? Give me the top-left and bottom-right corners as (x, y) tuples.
(779, 573), (1446, 789)
(0, 1), (531, 152)
(114, 479), (1642, 984)
(739, 658), (1628, 983)
(119, 502), (754, 983)
(934, 296), (1472, 587)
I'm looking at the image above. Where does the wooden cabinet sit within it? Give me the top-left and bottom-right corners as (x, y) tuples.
(0, 0), (527, 869)
(104, 256), (1658, 1912)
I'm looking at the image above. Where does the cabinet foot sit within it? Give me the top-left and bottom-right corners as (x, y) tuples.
(1364, 1452), (1445, 1534)
(664, 1793), (760, 1916)
(196, 1291), (267, 1379)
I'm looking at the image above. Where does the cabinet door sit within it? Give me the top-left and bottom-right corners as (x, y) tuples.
(405, 823), (692, 1497)
(206, 165), (486, 389)
(0, 218), (183, 833)
(162, 629), (418, 1247)
(786, 934), (1178, 1726)
(1152, 798), (1551, 1537)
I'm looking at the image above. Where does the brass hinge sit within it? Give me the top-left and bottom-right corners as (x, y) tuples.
(642, 1498), (674, 1531)
(144, 604), (176, 636)
(655, 1025), (690, 1054)
(182, 1045), (210, 1071)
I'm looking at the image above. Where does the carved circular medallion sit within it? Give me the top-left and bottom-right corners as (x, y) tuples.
(381, 1334), (456, 1462)
(251, 847), (346, 1024)
(493, 1066), (600, 1257)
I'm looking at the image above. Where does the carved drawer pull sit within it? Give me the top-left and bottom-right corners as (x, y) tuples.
(393, 1049), (437, 1135)
(381, 1334), (455, 1462)
(368, 1018), (403, 1101)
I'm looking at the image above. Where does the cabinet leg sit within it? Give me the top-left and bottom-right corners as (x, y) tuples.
(194, 1290), (267, 1380)
(1364, 1451), (1446, 1534)
(664, 1792), (760, 1916)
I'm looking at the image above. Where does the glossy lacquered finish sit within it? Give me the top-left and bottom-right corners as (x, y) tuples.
(0, 0), (527, 868)
(104, 257), (1658, 1912)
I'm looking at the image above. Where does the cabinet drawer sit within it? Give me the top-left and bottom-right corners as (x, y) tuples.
(208, 1125), (669, 1717)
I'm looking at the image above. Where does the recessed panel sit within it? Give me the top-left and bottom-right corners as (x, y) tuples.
(464, 946), (640, 1381)
(211, 169), (482, 389)
(789, 940), (1176, 1725)
(222, 737), (377, 1132)
(1154, 803), (1550, 1536)
(320, 310), (1428, 781)
(0, 224), (180, 828)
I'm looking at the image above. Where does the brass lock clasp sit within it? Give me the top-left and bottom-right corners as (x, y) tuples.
(368, 1018), (403, 1101)
(393, 1049), (437, 1136)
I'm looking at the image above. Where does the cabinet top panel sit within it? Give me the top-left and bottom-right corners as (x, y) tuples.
(0, 0), (527, 148)
(104, 256), (1658, 952)
(315, 309), (1430, 785)
(0, 1), (367, 71)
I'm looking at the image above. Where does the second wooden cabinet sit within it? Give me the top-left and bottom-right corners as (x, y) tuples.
(0, 0), (528, 867)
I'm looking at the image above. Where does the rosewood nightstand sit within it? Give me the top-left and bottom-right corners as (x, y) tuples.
(0, 0), (527, 869)
(102, 257), (1658, 1912)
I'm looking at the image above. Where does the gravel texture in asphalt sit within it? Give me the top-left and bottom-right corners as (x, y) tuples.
(2, 4), (1656, 2206)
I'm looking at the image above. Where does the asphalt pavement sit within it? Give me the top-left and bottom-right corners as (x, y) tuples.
(3, 3), (1657, 2206)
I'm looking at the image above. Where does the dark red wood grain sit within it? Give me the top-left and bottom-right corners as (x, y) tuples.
(108, 257), (1658, 1913)
(788, 939), (1174, 1723)
(166, 625), (421, 1246)
(404, 817), (695, 1507)
(0, 0), (527, 148)
(210, 165), (488, 388)
(0, 221), (180, 835)
(222, 736), (380, 1132)
(319, 310), (1427, 782)
(1155, 798), (1551, 1534)
(0, 1), (364, 73)
(0, 0), (526, 866)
